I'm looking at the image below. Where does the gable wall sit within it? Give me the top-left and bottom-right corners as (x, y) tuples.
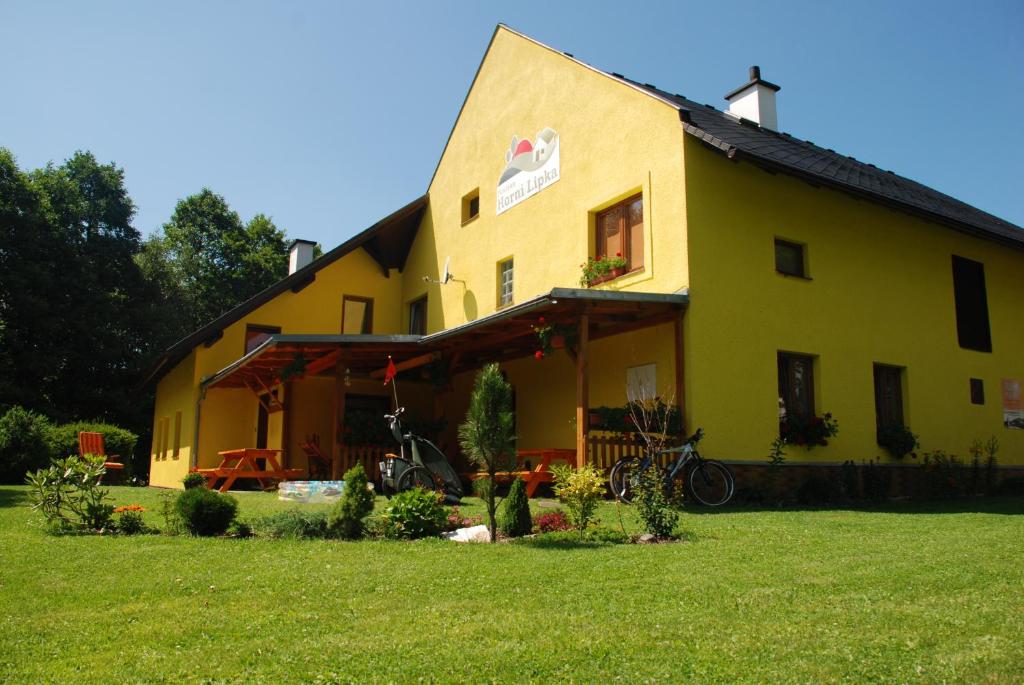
(403, 28), (690, 332)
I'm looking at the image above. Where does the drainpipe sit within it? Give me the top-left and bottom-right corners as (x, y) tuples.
(191, 387), (205, 470)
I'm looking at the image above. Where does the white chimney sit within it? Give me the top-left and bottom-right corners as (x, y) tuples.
(724, 65), (780, 131)
(288, 239), (317, 274)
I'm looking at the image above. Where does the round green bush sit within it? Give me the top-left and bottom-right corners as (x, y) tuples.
(182, 472), (207, 490)
(175, 488), (238, 536)
(0, 406), (54, 484)
(47, 421), (138, 460)
(381, 487), (446, 539)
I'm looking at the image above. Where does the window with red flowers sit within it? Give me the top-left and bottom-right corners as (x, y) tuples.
(595, 194), (643, 272)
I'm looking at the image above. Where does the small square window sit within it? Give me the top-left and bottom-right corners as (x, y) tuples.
(970, 378), (985, 405)
(775, 239), (806, 277)
(497, 258), (514, 308)
(462, 189), (480, 224)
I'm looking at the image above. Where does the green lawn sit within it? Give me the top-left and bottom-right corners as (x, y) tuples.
(1, 486), (1022, 684)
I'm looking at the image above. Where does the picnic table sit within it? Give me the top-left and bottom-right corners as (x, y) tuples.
(465, 448), (577, 497)
(517, 449), (577, 497)
(195, 448), (303, 493)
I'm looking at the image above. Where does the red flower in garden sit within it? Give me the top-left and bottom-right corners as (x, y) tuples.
(534, 350), (544, 360)
(616, 251), (622, 257)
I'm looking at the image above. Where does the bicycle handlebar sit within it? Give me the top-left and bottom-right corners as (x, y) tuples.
(655, 428), (704, 455)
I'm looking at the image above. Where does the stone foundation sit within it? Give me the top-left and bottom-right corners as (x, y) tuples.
(726, 461), (1024, 504)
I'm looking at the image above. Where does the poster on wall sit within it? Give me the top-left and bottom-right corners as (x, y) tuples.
(496, 127), (559, 215)
(1002, 378), (1023, 430)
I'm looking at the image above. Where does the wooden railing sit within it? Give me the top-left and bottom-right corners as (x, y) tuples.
(338, 445), (391, 481)
(587, 431), (644, 470)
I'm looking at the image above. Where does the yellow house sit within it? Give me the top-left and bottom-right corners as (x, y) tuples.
(144, 25), (1024, 490)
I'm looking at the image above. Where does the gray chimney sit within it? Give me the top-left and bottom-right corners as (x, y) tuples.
(724, 65), (781, 131)
(287, 239), (317, 274)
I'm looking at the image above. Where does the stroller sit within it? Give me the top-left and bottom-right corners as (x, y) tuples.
(379, 407), (462, 505)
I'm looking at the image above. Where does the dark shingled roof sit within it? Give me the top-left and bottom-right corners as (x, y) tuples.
(611, 75), (1024, 248)
(139, 194), (428, 388)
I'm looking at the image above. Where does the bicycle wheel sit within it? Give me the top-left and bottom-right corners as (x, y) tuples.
(396, 465), (441, 493)
(609, 457), (641, 503)
(687, 460), (735, 506)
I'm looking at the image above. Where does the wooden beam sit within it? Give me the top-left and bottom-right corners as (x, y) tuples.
(281, 381), (292, 469)
(301, 348), (343, 377)
(369, 351), (441, 379)
(674, 312), (685, 427)
(575, 313), (589, 469)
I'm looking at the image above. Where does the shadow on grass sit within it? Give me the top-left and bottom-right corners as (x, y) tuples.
(0, 486), (29, 508)
(683, 495), (1024, 516)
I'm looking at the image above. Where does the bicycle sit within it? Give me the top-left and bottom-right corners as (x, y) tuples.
(608, 428), (735, 506)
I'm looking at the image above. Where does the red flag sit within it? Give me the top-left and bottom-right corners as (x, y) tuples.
(383, 356), (397, 386)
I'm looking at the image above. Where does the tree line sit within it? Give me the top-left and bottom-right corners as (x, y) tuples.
(0, 147), (299, 464)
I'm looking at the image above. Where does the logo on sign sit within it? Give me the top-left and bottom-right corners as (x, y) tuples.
(496, 127), (560, 215)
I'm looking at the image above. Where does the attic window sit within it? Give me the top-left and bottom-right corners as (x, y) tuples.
(245, 325), (281, 354)
(774, 239), (807, 278)
(462, 189), (480, 225)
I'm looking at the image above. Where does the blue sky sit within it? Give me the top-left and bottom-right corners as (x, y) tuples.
(2, 0), (1021, 248)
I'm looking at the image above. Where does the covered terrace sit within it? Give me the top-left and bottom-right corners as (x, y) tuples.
(199, 288), (688, 481)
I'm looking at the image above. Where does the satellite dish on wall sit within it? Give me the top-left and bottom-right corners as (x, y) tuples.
(422, 256), (454, 284)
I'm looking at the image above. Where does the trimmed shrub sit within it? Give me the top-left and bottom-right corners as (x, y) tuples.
(0, 406), (54, 484)
(182, 472), (207, 490)
(381, 487), (446, 539)
(175, 488), (237, 536)
(252, 509), (329, 539)
(47, 421), (138, 461)
(498, 477), (532, 538)
(328, 464), (375, 539)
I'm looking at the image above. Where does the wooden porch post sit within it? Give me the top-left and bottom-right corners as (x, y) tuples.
(575, 313), (589, 469)
(331, 359), (346, 480)
(281, 380), (292, 468)
(674, 312), (685, 423)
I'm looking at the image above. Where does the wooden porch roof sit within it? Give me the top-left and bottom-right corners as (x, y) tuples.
(201, 288), (688, 391)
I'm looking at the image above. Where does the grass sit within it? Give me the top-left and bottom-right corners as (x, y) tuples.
(1, 485), (1022, 683)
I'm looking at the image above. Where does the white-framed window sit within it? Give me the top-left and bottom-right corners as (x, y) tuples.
(498, 258), (514, 308)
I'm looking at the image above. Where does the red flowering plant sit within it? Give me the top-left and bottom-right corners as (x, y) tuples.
(533, 510), (572, 533)
(779, 412), (839, 449)
(579, 252), (628, 286)
(531, 316), (576, 359)
(443, 506), (484, 532)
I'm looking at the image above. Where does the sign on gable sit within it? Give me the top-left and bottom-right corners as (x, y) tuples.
(496, 127), (560, 215)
